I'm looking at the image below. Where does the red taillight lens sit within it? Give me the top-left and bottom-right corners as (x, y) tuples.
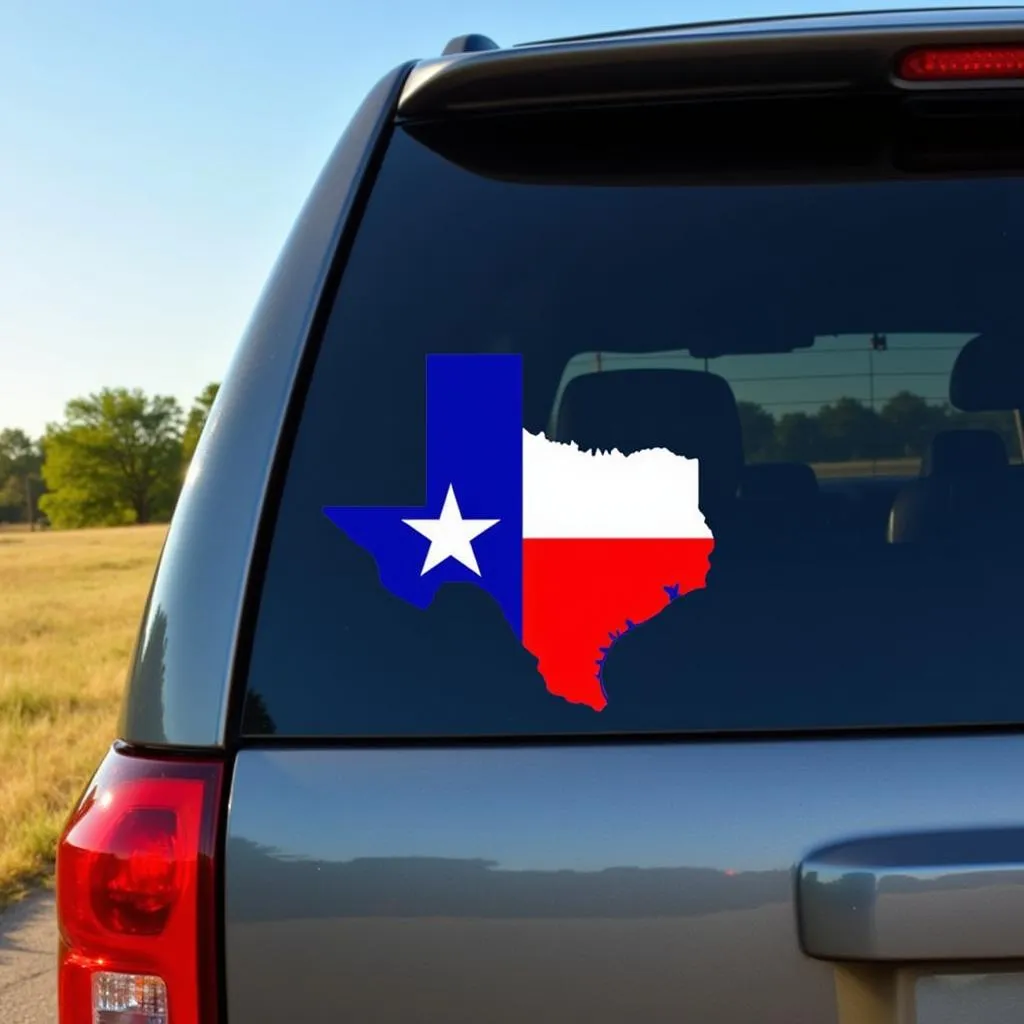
(95, 807), (181, 934)
(56, 747), (223, 1024)
(899, 45), (1024, 82)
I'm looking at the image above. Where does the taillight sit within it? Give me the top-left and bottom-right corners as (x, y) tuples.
(56, 746), (223, 1024)
(899, 45), (1024, 82)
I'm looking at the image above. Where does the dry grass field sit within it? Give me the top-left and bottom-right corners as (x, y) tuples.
(0, 525), (166, 907)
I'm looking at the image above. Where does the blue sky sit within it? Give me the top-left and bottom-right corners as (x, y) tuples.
(0, 0), (1009, 437)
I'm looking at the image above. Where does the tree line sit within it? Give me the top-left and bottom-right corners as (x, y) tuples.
(0, 385), (1017, 530)
(0, 383), (218, 529)
(737, 390), (1016, 465)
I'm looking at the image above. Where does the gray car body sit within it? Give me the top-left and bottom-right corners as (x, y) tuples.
(114, 8), (1024, 1023)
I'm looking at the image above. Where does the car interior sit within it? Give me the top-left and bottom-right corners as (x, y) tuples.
(551, 333), (1024, 556)
(544, 330), (1024, 727)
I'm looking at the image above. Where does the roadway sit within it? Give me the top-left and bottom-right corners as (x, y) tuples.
(0, 891), (56, 1024)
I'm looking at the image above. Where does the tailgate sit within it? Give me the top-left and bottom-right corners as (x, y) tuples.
(225, 738), (1024, 1023)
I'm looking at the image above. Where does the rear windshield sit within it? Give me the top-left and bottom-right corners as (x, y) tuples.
(242, 96), (1024, 738)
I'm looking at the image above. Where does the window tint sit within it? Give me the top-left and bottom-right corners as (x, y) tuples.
(242, 98), (1024, 738)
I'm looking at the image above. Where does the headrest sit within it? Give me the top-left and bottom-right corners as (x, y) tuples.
(553, 368), (743, 513)
(739, 462), (819, 502)
(950, 335), (1024, 412)
(888, 474), (1020, 545)
(922, 429), (1008, 477)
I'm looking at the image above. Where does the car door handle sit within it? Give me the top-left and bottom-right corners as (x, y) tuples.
(798, 827), (1024, 962)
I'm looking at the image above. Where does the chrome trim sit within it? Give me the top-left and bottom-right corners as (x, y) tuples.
(799, 827), (1024, 962)
(118, 63), (413, 747)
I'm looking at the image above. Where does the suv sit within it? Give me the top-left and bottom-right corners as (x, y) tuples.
(56, 9), (1024, 1024)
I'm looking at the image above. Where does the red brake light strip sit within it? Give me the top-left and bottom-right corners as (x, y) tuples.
(900, 45), (1024, 82)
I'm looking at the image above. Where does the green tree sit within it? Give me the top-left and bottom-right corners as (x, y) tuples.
(39, 388), (184, 529)
(0, 429), (43, 527)
(182, 382), (220, 466)
(774, 411), (823, 463)
(816, 398), (884, 462)
(736, 401), (777, 462)
(880, 391), (948, 459)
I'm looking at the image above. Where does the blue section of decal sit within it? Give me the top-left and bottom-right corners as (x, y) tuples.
(323, 354), (524, 638)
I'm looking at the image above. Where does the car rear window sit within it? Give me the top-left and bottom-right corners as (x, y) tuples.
(240, 96), (1024, 738)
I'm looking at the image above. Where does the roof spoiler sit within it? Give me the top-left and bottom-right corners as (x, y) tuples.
(405, 10), (1024, 118)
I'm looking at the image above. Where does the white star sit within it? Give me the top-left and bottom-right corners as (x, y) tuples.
(402, 484), (500, 577)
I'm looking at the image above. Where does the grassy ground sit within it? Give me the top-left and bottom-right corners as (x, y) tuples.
(0, 525), (166, 907)
(811, 457), (921, 478)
